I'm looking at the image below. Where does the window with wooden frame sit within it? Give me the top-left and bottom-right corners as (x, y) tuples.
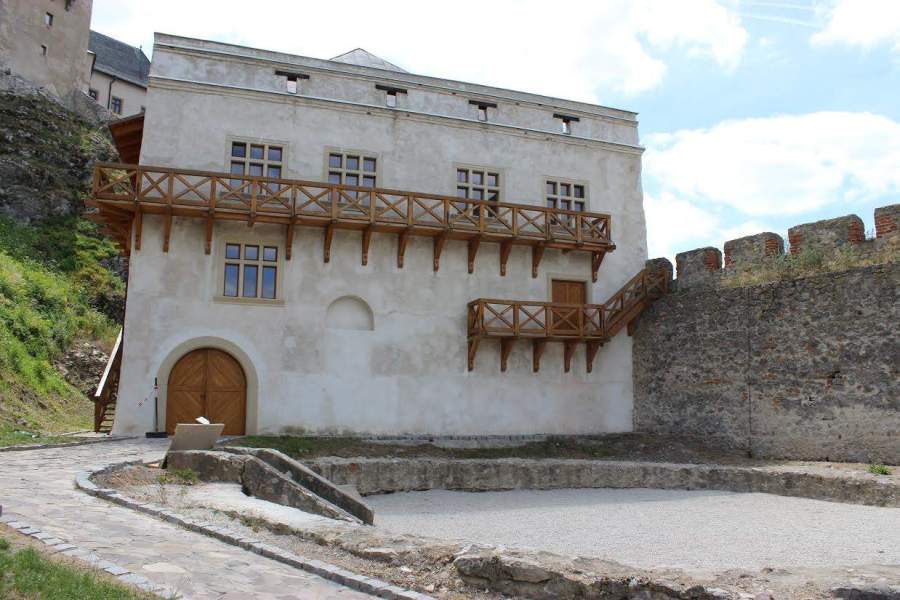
(230, 141), (284, 179)
(110, 96), (122, 114)
(456, 167), (500, 203)
(546, 179), (587, 212)
(222, 242), (279, 300)
(327, 152), (377, 188)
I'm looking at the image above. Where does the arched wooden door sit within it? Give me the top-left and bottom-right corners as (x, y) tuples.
(166, 348), (246, 435)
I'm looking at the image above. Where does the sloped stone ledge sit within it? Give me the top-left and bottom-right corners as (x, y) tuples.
(166, 450), (361, 523)
(0, 435), (136, 453)
(75, 463), (433, 600)
(308, 457), (900, 507)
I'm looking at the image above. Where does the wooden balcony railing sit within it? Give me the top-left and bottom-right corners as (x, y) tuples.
(467, 268), (668, 373)
(88, 163), (615, 280)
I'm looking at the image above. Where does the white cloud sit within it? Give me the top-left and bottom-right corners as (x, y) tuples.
(644, 111), (900, 217)
(91, 0), (748, 100)
(811, 0), (900, 53)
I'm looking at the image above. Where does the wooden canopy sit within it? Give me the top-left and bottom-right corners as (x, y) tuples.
(108, 113), (144, 165)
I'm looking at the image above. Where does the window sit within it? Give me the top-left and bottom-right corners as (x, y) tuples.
(230, 141), (284, 180)
(44, 12), (53, 26)
(88, 88), (98, 100)
(223, 242), (279, 300)
(375, 84), (406, 108)
(110, 96), (122, 114)
(456, 167), (501, 211)
(327, 152), (377, 188)
(553, 113), (579, 135)
(40, 45), (47, 57)
(469, 99), (496, 122)
(275, 70), (308, 94)
(546, 179), (586, 212)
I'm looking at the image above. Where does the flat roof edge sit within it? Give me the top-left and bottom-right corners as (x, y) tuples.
(151, 32), (639, 122)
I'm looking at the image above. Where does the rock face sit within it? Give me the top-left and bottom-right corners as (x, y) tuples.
(633, 262), (900, 463)
(0, 74), (116, 223)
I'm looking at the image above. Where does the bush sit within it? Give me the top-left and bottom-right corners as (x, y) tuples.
(869, 463), (892, 476)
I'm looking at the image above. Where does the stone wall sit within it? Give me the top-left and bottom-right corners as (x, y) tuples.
(634, 205), (900, 463)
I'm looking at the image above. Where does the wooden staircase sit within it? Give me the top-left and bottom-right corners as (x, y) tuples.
(94, 329), (122, 434)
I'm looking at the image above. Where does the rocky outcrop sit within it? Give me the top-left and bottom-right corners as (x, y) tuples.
(0, 75), (116, 223)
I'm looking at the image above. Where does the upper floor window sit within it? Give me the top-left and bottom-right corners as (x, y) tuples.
(223, 242), (279, 300)
(327, 152), (377, 188)
(88, 88), (98, 100)
(469, 100), (497, 122)
(546, 179), (586, 212)
(230, 141), (283, 179)
(376, 84), (406, 108)
(40, 45), (47, 57)
(554, 113), (579, 135)
(44, 12), (54, 27)
(275, 70), (308, 95)
(457, 167), (500, 203)
(110, 96), (122, 114)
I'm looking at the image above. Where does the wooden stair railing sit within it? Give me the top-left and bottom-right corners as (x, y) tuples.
(93, 329), (123, 434)
(467, 267), (668, 373)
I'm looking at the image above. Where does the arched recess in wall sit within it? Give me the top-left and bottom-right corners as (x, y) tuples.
(325, 295), (374, 331)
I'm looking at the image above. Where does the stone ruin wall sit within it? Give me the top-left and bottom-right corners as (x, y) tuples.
(633, 204), (900, 463)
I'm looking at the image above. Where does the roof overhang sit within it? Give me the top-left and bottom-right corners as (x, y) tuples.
(108, 113), (144, 164)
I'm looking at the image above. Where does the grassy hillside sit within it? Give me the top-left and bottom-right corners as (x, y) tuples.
(0, 88), (124, 445)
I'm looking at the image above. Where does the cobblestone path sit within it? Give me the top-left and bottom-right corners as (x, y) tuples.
(0, 438), (372, 599)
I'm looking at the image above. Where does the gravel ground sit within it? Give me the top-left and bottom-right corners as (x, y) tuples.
(368, 488), (900, 573)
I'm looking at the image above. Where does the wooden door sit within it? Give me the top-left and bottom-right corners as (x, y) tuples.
(551, 279), (586, 335)
(167, 348), (246, 435)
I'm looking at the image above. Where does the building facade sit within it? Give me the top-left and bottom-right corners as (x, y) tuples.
(88, 30), (149, 116)
(96, 34), (655, 437)
(0, 0), (93, 98)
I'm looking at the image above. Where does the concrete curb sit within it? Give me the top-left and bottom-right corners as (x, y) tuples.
(0, 436), (137, 453)
(76, 464), (434, 600)
(0, 509), (177, 598)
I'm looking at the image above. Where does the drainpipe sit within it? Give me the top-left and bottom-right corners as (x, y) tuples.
(106, 75), (117, 109)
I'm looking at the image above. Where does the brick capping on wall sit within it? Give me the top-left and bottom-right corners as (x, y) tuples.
(632, 203), (899, 463)
(667, 204), (898, 290)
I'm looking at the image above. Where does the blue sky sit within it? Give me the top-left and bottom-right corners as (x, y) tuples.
(92, 0), (900, 260)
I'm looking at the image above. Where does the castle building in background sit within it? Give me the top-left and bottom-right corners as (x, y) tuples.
(90, 34), (666, 437)
(88, 30), (149, 116)
(0, 0), (93, 99)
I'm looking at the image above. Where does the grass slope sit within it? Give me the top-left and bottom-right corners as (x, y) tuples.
(0, 534), (154, 600)
(0, 217), (122, 445)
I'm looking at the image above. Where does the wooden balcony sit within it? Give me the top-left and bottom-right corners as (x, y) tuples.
(467, 269), (668, 373)
(88, 163), (616, 280)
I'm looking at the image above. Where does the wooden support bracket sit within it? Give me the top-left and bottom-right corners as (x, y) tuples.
(162, 209), (172, 253)
(532, 339), (547, 373)
(500, 338), (515, 372)
(361, 225), (373, 266)
(204, 214), (213, 255)
(133, 209), (143, 251)
(323, 223), (335, 263)
(397, 230), (409, 268)
(627, 319), (637, 337)
(433, 232), (448, 272)
(467, 237), (481, 274)
(467, 336), (481, 371)
(499, 240), (513, 276)
(564, 340), (577, 373)
(591, 251), (605, 283)
(532, 245), (545, 278)
(285, 219), (295, 260)
(586, 341), (602, 374)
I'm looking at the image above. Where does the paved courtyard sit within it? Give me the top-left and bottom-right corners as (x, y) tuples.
(0, 439), (373, 599)
(368, 488), (900, 573)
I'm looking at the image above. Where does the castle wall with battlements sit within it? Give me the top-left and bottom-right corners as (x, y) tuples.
(633, 204), (899, 463)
